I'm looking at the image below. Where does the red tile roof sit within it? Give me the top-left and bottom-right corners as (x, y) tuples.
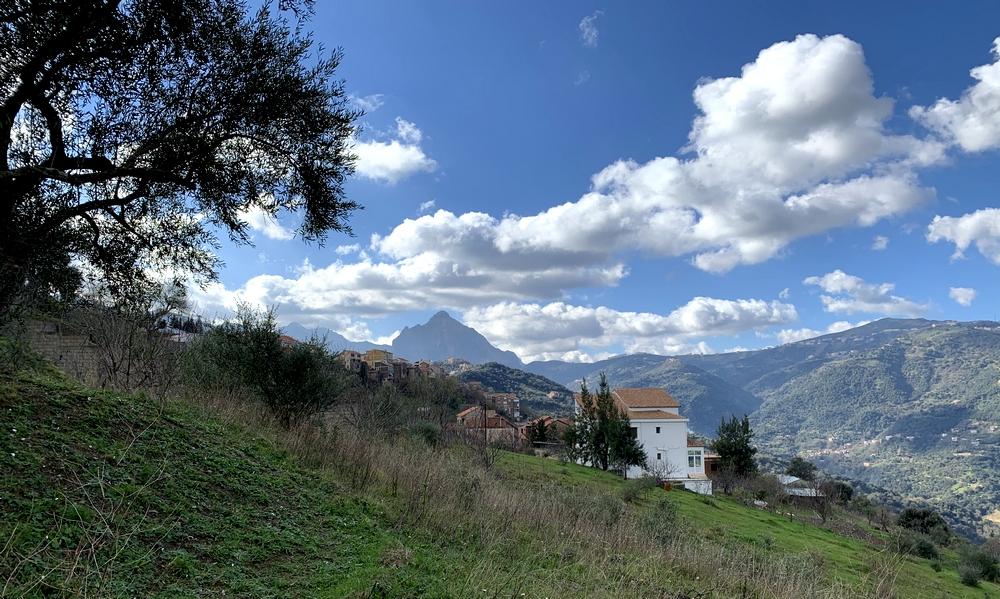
(612, 388), (679, 408)
(687, 437), (705, 447)
(627, 409), (686, 420)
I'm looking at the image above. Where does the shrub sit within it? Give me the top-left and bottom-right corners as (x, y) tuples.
(896, 507), (951, 546)
(888, 530), (938, 560)
(638, 497), (678, 545)
(957, 545), (999, 586)
(409, 421), (441, 447)
(181, 305), (349, 426)
(621, 476), (658, 503)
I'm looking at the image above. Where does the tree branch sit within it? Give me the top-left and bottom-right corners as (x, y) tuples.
(29, 92), (66, 162)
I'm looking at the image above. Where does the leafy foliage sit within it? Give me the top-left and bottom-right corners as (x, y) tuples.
(785, 456), (817, 481)
(1, 0), (360, 314)
(715, 415), (758, 479)
(566, 374), (645, 473)
(182, 305), (350, 426)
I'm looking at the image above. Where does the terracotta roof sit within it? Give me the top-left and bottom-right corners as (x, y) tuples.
(687, 437), (705, 447)
(456, 407), (478, 418)
(612, 388), (679, 408)
(626, 409), (686, 420)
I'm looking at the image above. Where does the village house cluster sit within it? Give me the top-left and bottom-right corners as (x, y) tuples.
(338, 348), (443, 384)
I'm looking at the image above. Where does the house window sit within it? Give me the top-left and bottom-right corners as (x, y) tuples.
(656, 452), (662, 461)
(688, 450), (702, 468)
(655, 426), (661, 434)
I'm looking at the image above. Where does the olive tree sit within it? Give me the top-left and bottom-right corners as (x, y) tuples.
(1, 0), (360, 316)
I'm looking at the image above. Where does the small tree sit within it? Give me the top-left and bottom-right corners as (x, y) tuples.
(181, 305), (346, 427)
(785, 456), (817, 481)
(714, 415), (757, 493)
(566, 373), (645, 475)
(527, 419), (548, 445)
(897, 507), (951, 546)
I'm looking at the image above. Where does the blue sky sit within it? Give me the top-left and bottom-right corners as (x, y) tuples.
(198, 1), (1000, 363)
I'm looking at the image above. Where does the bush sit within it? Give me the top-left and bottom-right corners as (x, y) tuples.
(621, 476), (658, 503)
(638, 497), (678, 545)
(896, 507), (951, 546)
(409, 421), (441, 447)
(181, 305), (349, 426)
(957, 545), (999, 586)
(888, 530), (938, 560)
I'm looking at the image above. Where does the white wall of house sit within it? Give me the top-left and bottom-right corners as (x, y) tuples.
(628, 419), (688, 480)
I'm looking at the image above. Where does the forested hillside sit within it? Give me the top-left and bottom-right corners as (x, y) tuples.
(455, 361), (574, 415)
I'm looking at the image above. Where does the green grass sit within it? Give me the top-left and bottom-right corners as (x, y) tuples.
(498, 452), (1000, 599)
(0, 360), (469, 597)
(3, 352), (998, 597)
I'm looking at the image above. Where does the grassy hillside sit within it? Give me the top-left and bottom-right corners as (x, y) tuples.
(500, 453), (999, 599)
(455, 361), (574, 415)
(3, 353), (997, 597)
(0, 357), (470, 597)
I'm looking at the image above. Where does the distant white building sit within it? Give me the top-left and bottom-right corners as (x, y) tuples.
(574, 387), (711, 495)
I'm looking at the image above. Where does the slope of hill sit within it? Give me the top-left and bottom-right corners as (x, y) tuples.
(392, 311), (523, 366)
(751, 323), (1000, 539)
(681, 318), (938, 392)
(454, 361), (574, 415)
(3, 354), (998, 597)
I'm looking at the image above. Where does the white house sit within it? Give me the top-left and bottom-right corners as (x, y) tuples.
(575, 387), (712, 495)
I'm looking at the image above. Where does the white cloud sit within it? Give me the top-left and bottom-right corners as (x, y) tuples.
(353, 117), (437, 184)
(418, 200), (436, 213)
(927, 208), (1000, 264)
(579, 11), (602, 48)
(462, 296), (796, 362)
(394, 117), (423, 144)
(776, 320), (869, 345)
(949, 286), (977, 307)
(349, 93), (385, 112)
(778, 287), (790, 300)
(911, 38), (1000, 152)
(335, 244), (360, 255)
(189, 252), (626, 327)
(803, 269), (926, 316)
(369, 35), (937, 278)
(574, 70), (591, 86)
(373, 330), (401, 346)
(240, 206), (295, 241)
(872, 235), (889, 250)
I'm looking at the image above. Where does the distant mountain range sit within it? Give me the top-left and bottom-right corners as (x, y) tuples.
(282, 311), (521, 366)
(283, 312), (1000, 537)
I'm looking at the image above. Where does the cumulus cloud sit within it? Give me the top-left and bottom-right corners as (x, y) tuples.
(776, 320), (869, 345)
(240, 205), (295, 241)
(911, 38), (1000, 152)
(368, 34), (938, 278)
(579, 11), (602, 48)
(927, 208), (1000, 264)
(804, 269), (926, 316)
(872, 235), (889, 250)
(418, 199), (436, 213)
(353, 117), (437, 184)
(949, 286), (977, 307)
(189, 252), (626, 328)
(462, 296), (797, 362)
